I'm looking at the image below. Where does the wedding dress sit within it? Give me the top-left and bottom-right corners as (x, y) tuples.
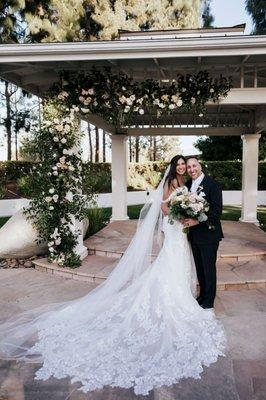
(0, 167), (226, 396)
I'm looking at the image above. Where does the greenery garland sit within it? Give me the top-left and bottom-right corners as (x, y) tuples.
(51, 68), (232, 127)
(27, 68), (232, 268)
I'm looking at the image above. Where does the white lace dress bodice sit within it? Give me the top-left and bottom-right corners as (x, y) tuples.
(26, 215), (226, 396)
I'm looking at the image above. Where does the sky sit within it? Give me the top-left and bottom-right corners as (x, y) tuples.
(0, 0), (254, 160)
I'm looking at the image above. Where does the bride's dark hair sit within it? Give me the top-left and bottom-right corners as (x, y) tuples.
(164, 155), (186, 188)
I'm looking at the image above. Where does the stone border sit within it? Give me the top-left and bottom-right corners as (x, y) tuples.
(33, 257), (266, 291)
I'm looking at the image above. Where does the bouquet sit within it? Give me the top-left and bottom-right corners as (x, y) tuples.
(164, 186), (210, 233)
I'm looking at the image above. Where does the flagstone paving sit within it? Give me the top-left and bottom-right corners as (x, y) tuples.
(0, 269), (265, 400)
(84, 220), (266, 261)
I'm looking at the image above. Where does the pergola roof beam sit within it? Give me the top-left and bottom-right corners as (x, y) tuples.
(128, 127), (251, 136)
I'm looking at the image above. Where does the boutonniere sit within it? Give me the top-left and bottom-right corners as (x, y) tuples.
(197, 185), (205, 196)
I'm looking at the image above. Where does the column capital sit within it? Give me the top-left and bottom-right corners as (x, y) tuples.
(241, 133), (261, 140)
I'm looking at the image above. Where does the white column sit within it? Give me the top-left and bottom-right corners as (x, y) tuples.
(239, 134), (261, 224)
(111, 135), (129, 221)
(72, 119), (88, 260)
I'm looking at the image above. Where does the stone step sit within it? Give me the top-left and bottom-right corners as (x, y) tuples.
(88, 247), (266, 263)
(33, 255), (266, 291)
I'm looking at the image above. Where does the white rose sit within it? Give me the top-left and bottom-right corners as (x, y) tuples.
(55, 238), (61, 245)
(169, 104), (176, 110)
(191, 97), (196, 104)
(139, 108), (144, 115)
(65, 191), (74, 202)
(53, 137), (59, 142)
(126, 98), (133, 106)
(176, 99), (183, 107)
(52, 194), (59, 202)
(55, 124), (64, 132)
(53, 118), (60, 124)
(53, 171), (58, 176)
(124, 105), (130, 113)
(45, 196), (52, 203)
(88, 88), (94, 95)
(49, 188), (55, 194)
(61, 138), (67, 144)
(49, 206), (54, 210)
(210, 88), (214, 93)
(64, 124), (71, 133)
(80, 108), (90, 114)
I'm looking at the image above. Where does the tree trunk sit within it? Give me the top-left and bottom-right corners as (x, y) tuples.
(153, 137), (157, 161)
(102, 130), (106, 162)
(95, 126), (99, 162)
(129, 136), (132, 162)
(135, 136), (139, 162)
(88, 123), (93, 162)
(149, 136), (153, 161)
(4, 81), (12, 161)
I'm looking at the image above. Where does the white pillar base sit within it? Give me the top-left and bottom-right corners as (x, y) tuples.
(239, 217), (260, 226)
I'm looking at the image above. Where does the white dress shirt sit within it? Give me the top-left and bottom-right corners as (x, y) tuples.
(190, 173), (205, 193)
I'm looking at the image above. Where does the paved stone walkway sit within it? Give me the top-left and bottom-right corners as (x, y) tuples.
(0, 269), (265, 400)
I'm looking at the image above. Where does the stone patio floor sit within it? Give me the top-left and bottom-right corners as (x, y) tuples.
(0, 268), (266, 400)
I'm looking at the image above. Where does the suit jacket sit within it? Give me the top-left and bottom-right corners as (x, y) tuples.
(186, 175), (224, 244)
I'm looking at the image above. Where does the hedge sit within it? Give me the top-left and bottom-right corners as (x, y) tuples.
(0, 160), (265, 194)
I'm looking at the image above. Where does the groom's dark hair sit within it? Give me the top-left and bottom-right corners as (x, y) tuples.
(186, 156), (200, 163)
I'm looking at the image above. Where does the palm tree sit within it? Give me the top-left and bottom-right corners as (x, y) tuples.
(245, 0), (266, 35)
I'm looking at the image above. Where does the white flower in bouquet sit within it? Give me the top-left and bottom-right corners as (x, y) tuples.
(159, 103), (165, 109)
(176, 99), (183, 107)
(139, 108), (145, 115)
(130, 94), (136, 101)
(124, 105), (130, 113)
(53, 136), (59, 142)
(210, 88), (214, 93)
(169, 104), (176, 110)
(153, 98), (160, 106)
(49, 188), (55, 194)
(61, 138), (67, 144)
(88, 88), (94, 95)
(190, 97), (196, 104)
(52, 195), (59, 203)
(126, 98), (133, 106)
(45, 196), (52, 203)
(59, 156), (66, 165)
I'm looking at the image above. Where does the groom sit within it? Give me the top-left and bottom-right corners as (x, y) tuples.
(183, 157), (223, 309)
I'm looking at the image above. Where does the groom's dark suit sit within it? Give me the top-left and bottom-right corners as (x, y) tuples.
(186, 175), (224, 308)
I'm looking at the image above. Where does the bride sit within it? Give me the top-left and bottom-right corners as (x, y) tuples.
(0, 155), (226, 396)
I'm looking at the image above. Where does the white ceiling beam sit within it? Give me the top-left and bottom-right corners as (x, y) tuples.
(127, 127), (251, 136)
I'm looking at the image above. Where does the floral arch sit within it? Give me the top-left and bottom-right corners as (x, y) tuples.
(27, 68), (231, 267)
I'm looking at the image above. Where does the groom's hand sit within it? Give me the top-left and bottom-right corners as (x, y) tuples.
(183, 218), (199, 227)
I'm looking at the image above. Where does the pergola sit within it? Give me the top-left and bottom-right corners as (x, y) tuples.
(0, 24), (265, 258)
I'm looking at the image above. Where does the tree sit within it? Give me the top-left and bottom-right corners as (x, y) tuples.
(0, 80), (35, 160)
(95, 126), (99, 162)
(245, 0), (266, 35)
(195, 135), (266, 161)
(0, 0), (203, 43)
(202, 0), (214, 28)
